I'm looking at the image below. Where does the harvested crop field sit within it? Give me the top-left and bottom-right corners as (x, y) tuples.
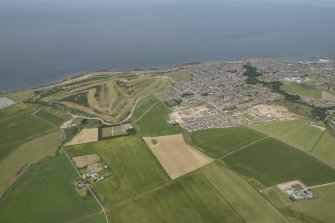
(66, 128), (98, 146)
(72, 154), (101, 168)
(143, 134), (213, 179)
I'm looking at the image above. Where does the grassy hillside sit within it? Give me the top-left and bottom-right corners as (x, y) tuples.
(108, 171), (244, 223)
(281, 83), (322, 99)
(313, 132), (335, 166)
(189, 126), (266, 158)
(224, 137), (335, 187)
(0, 155), (101, 223)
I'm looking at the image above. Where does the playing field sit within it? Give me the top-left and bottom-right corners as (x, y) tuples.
(108, 171), (244, 223)
(201, 162), (288, 223)
(189, 126), (266, 158)
(66, 128), (98, 146)
(282, 184), (335, 223)
(223, 137), (335, 187)
(65, 136), (170, 207)
(253, 120), (324, 151)
(132, 96), (184, 136)
(166, 70), (192, 81)
(313, 132), (335, 166)
(281, 83), (322, 99)
(0, 130), (62, 197)
(322, 91), (335, 101)
(0, 155), (101, 223)
(0, 104), (54, 161)
(143, 134), (213, 179)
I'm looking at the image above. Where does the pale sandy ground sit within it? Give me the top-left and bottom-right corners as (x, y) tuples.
(277, 180), (307, 191)
(311, 124), (326, 131)
(253, 104), (296, 119)
(66, 128), (98, 146)
(143, 134), (213, 179)
(72, 154), (100, 168)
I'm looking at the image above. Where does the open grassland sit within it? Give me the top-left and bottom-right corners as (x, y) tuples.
(166, 70), (192, 81)
(132, 96), (184, 136)
(201, 162), (288, 223)
(0, 104), (54, 160)
(108, 171), (244, 223)
(254, 120), (324, 151)
(0, 155), (101, 223)
(223, 137), (335, 187)
(33, 109), (65, 125)
(281, 83), (322, 99)
(283, 185), (335, 223)
(189, 126), (266, 158)
(313, 132), (335, 166)
(76, 212), (106, 223)
(0, 130), (62, 197)
(65, 137), (170, 207)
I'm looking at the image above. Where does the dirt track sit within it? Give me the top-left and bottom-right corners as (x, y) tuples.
(144, 134), (213, 179)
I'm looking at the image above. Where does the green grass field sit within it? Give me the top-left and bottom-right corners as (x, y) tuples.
(223, 137), (335, 187)
(254, 120), (324, 151)
(166, 70), (192, 81)
(189, 126), (266, 158)
(281, 83), (322, 99)
(132, 96), (184, 136)
(33, 109), (65, 125)
(0, 105), (54, 160)
(283, 185), (335, 223)
(0, 155), (101, 223)
(201, 162), (288, 223)
(0, 130), (62, 196)
(65, 137), (170, 207)
(108, 171), (244, 223)
(313, 132), (335, 166)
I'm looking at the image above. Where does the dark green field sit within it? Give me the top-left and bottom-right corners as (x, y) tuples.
(34, 109), (65, 125)
(132, 96), (184, 136)
(0, 155), (101, 223)
(0, 104), (54, 160)
(108, 171), (244, 223)
(189, 126), (266, 158)
(65, 137), (170, 207)
(224, 137), (335, 187)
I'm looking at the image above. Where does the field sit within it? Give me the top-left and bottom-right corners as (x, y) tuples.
(282, 185), (335, 223)
(223, 137), (335, 187)
(312, 132), (335, 166)
(33, 109), (66, 126)
(281, 83), (322, 99)
(166, 70), (192, 81)
(189, 126), (266, 158)
(253, 120), (325, 151)
(65, 137), (170, 207)
(72, 154), (101, 168)
(201, 162), (288, 223)
(143, 134), (212, 179)
(322, 91), (335, 101)
(0, 130), (62, 196)
(108, 171), (244, 223)
(100, 125), (128, 138)
(0, 97), (16, 109)
(132, 96), (184, 136)
(0, 104), (54, 161)
(0, 155), (101, 223)
(66, 128), (98, 146)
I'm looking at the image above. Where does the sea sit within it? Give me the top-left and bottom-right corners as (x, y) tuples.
(1, 0), (335, 92)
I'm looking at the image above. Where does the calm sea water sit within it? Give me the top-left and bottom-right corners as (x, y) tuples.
(1, 0), (335, 92)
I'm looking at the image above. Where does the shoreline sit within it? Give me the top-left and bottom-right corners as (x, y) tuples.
(1, 56), (332, 95)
